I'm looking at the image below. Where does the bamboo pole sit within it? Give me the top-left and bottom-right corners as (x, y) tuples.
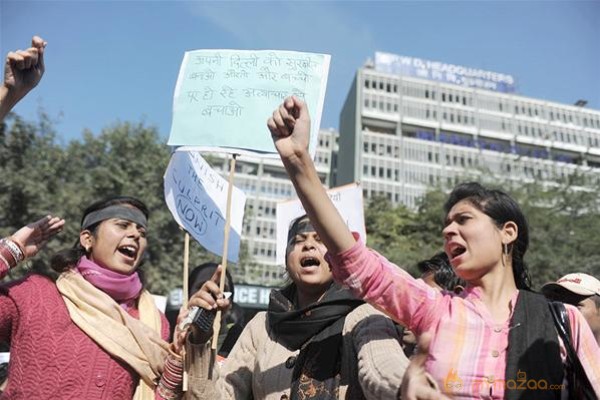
(182, 231), (190, 391)
(211, 153), (238, 350)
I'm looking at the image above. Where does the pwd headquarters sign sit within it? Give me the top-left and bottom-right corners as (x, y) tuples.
(375, 52), (515, 93)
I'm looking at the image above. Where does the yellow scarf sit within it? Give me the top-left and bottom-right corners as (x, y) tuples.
(56, 271), (169, 399)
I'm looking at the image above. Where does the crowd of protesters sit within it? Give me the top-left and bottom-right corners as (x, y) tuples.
(1, 36), (599, 400)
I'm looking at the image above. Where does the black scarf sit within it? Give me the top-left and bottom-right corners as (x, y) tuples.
(505, 290), (564, 400)
(268, 283), (363, 400)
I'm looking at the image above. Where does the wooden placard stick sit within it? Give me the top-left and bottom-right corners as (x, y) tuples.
(211, 153), (238, 350)
(182, 230), (190, 391)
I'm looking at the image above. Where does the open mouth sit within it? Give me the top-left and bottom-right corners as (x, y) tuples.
(300, 256), (320, 268)
(118, 245), (138, 260)
(448, 244), (466, 261)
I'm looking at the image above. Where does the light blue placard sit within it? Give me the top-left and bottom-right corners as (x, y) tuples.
(168, 50), (330, 158)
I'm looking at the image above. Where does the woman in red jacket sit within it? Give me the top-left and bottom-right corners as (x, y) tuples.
(0, 196), (182, 399)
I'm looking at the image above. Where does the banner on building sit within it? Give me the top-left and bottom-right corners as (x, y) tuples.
(375, 52), (516, 93)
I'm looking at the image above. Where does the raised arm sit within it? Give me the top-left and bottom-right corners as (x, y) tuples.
(267, 96), (355, 255)
(268, 98), (446, 334)
(0, 35), (47, 121)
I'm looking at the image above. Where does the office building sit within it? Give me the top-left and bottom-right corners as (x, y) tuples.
(335, 52), (600, 208)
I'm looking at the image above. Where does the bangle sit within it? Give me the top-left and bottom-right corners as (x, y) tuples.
(9, 238), (25, 259)
(157, 352), (184, 399)
(0, 253), (12, 275)
(1, 238), (25, 262)
(0, 242), (19, 268)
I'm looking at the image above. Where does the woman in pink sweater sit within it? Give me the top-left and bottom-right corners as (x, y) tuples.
(0, 196), (183, 399)
(267, 97), (600, 399)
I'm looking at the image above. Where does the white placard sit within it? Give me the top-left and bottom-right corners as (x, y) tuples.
(164, 151), (246, 262)
(168, 49), (330, 159)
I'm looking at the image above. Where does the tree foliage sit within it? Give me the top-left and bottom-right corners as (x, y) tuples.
(0, 113), (220, 294)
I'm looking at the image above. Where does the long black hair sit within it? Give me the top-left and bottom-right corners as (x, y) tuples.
(444, 182), (531, 290)
(417, 251), (467, 292)
(50, 196), (149, 273)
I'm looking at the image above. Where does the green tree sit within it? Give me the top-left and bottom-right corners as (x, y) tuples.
(365, 194), (443, 277)
(0, 114), (226, 294)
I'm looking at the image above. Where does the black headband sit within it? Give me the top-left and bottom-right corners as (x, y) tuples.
(287, 216), (315, 244)
(81, 205), (147, 230)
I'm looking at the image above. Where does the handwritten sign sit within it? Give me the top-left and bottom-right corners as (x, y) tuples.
(168, 49), (330, 158)
(275, 183), (366, 265)
(164, 151), (246, 262)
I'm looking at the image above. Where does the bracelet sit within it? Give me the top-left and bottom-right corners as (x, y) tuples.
(157, 352), (184, 399)
(0, 243), (19, 269)
(9, 238), (25, 260)
(0, 238), (24, 263)
(0, 253), (12, 276)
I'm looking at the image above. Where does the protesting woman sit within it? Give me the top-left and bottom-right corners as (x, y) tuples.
(267, 96), (600, 399)
(184, 214), (409, 399)
(0, 196), (183, 399)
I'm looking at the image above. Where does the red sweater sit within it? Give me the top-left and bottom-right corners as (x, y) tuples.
(0, 273), (170, 399)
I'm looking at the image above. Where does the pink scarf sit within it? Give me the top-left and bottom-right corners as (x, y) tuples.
(76, 256), (142, 304)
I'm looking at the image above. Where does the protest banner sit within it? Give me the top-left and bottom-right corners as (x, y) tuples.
(164, 151), (246, 263)
(168, 49), (330, 159)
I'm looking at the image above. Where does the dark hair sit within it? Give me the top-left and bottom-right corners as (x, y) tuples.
(284, 214), (315, 265)
(286, 215), (314, 244)
(417, 252), (466, 292)
(50, 196), (149, 273)
(444, 182), (531, 290)
(188, 262), (235, 300)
